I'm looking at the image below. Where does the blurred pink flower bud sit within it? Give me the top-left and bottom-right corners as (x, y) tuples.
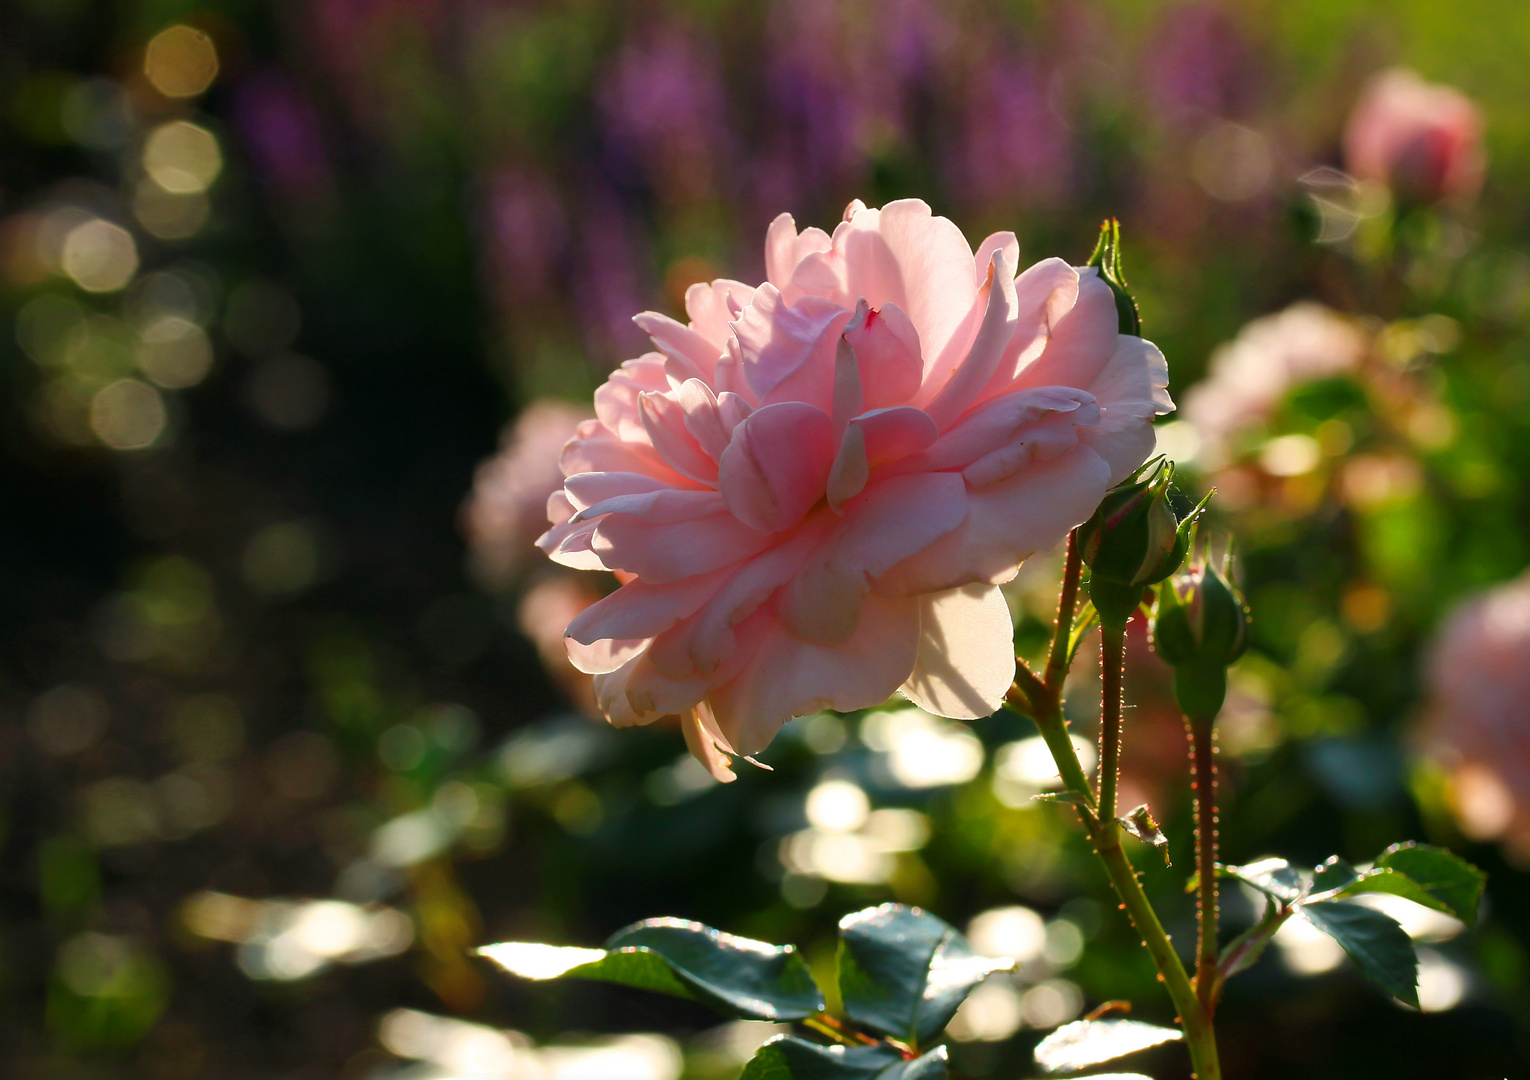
(1343, 68), (1485, 205)
(1419, 570), (1530, 861)
(463, 400), (593, 588)
(538, 199), (1173, 780)
(1183, 302), (1368, 447)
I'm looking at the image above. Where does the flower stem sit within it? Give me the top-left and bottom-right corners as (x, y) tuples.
(1044, 531), (1084, 692)
(1018, 553), (1220, 1080)
(1098, 619), (1127, 822)
(1189, 718), (1220, 1015)
(1027, 690), (1219, 1079)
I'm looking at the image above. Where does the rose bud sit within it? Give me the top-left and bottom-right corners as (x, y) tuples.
(1151, 550), (1251, 722)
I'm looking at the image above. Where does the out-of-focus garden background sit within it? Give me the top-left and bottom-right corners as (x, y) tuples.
(5, 1), (1530, 1077)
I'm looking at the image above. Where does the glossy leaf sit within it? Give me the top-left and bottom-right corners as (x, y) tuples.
(1374, 843), (1485, 926)
(740, 1038), (947, 1080)
(837, 904), (1010, 1046)
(1309, 855), (1359, 894)
(1219, 858), (1305, 905)
(1300, 901), (1418, 1007)
(1033, 1018), (1182, 1073)
(480, 918), (825, 1021)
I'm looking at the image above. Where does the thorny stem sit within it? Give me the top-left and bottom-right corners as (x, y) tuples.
(1190, 719), (1220, 1014)
(1006, 549), (1221, 1080)
(1044, 532), (1084, 692)
(1098, 619), (1127, 823)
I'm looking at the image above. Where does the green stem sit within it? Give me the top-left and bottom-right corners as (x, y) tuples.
(1098, 619), (1126, 822)
(1044, 531), (1084, 692)
(1189, 719), (1220, 1014)
(1029, 691), (1220, 1078)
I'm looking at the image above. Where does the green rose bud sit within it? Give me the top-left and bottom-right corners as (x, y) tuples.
(1152, 550), (1251, 722)
(1079, 457), (1202, 625)
(1085, 218), (1141, 336)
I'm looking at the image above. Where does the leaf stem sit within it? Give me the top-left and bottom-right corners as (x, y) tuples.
(1190, 719), (1220, 1014)
(1098, 619), (1127, 822)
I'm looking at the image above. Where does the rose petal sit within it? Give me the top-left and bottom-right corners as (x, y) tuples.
(718, 401), (836, 533)
(900, 583), (1016, 719)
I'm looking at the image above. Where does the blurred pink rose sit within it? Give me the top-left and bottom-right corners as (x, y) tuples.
(1343, 68), (1485, 205)
(517, 574), (606, 717)
(1183, 302), (1368, 447)
(539, 199), (1171, 779)
(1420, 570), (1530, 860)
(464, 400), (593, 588)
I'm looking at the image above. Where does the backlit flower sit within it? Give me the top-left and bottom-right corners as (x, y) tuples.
(539, 199), (1171, 779)
(1419, 570), (1530, 860)
(1182, 302), (1368, 449)
(1343, 68), (1485, 205)
(465, 400), (592, 588)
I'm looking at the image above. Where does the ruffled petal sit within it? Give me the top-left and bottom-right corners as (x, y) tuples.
(899, 584), (1016, 719)
(730, 285), (852, 410)
(789, 199), (980, 369)
(566, 568), (733, 645)
(592, 509), (773, 584)
(638, 390), (719, 483)
(706, 595), (921, 756)
(684, 279), (755, 351)
(879, 445), (1113, 595)
(1078, 335), (1175, 485)
(846, 302), (924, 409)
(717, 402), (836, 533)
(1010, 269), (1119, 392)
(922, 249), (1020, 429)
(776, 472), (967, 643)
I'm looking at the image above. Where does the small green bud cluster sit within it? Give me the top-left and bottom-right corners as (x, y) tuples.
(1078, 457), (1202, 626)
(1152, 549), (1251, 723)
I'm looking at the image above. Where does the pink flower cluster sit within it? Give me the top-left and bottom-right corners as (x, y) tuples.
(539, 200), (1171, 778)
(1420, 570), (1530, 860)
(1182, 302), (1369, 449)
(1343, 68), (1485, 205)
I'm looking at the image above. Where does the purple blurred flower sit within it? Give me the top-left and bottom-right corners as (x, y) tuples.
(949, 55), (1071, 208)
(483, 168), (567, 304)
(595, 25), (732, 200)
(1146, 3), (1259, 123)
(233, 71), (334, 202)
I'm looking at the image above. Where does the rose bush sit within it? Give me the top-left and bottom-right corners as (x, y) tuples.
(538, 199), (1171, 778)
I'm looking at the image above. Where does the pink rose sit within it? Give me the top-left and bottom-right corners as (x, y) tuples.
(1419, 570), (1530, 860)
(464, 400), (593, 588)
(1183, 302), (1368, 448)
(1343, 68), (1485, 205)
(539, 199), (1171, 779)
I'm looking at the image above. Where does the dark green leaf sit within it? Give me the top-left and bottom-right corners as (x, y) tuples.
(1300, 901), (1419, 1007)
(479, 919), (825, 1022)
(1374, 842), (1486, 926)
(1310, 856), (1359, 894)
(1220, 858), (1305, 905)
(1121, 804), (1171, 867)
(1033, 1018), (1182, 1073)
(739, 1038), (945, 1080)
(837, 904), (1009, 1046)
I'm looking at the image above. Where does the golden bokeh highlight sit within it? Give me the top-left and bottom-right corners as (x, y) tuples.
(61, 219), (138, 293)
(144, 26), (219, 99)
(143, 121), (222, 194)
(90, 379), (166, 450)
